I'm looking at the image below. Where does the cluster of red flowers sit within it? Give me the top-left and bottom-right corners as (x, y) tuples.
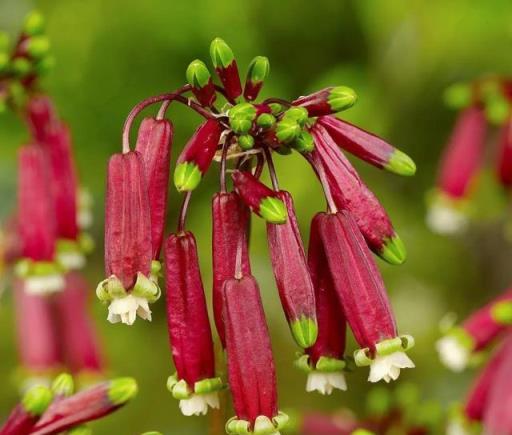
(0, 373), (137, 435)
(100, 38), (417, 433)
(437, 289), (512, 434)
(427, 77), (512, 234)
(0, 12), (103, 389)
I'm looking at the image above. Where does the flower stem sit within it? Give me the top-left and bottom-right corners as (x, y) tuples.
(306, 153), (338, 214)
(220, 133), (233, 193)
(177, 191), (192, 233)
(263, 147), (279, 191)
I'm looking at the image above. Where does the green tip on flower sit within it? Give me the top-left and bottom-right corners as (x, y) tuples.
(186, 60), (211, 89)
(68, 426), (93, 435)
(283, 106), (309, 125)
(352, 429), (375, 435)
(485, 95), (510, 125)
(269, 103), (284, 115)
(0, 52), (8, 72)
(385, 149), (416, 176)
(256, 113), (276, 129)
(379, 234), (407, 265)
(328, 86), (357, 113)
(238, 134), (255, 150)
(290, 317), (318, 348)
(108, 377), (138, 406)
(247, 56), (270, 83)
(229, 102), (256, 119)
(443, 82), (472, 109)
(174, 162), (202, 192)
(26, 36), (50, 58)
(276, 119), (301, 144)
(293, 131), (315, 153)
(12, 57), (32, 76)
(22, 385), (53, 416)
(141, 432), (163, 435)
(34, 55), (55, 75)
(491, 300), (512, 324)
(210, 37), (235, 69)
(51, 373), (74, 397)
(260, 196), (288, 224)
(230, 117), (253, 134)
(24, 10), (45, 36)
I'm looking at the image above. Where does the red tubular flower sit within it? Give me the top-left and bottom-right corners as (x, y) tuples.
(266, 191), (317, 348)
(222, 275), (288, 434)
(186, 60), (217, 107)
(436, 288), (512, 372)
(55, 272), (103, 375)
(293, 86), (357, 117)
(318, 116), (416, 176)
(495, 115), (512, 188)
(231, 170), (288, 224)
(311, 124), (406, 265)
(210, 38), (242, 103)
(483, 333), (512, 434)
(96, 151), (160, 326)
(0, 385), (53, 435)
(25, 94), (58, 143)
(135, 117), (173, 259)
(30, 378), (137, 435)
(164, 232), (222, 416)
(244, 56), (269, 102)
(295, 214), (347, 395)
(316, 211), (414, 383)
(211, 192), (251, 347)
(173, 119), (222, 192)
(426, 106), (486, 235)
(14, 279), (61, 380)
(16, 145), (63, 294)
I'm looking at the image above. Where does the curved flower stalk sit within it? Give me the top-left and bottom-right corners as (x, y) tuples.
(97, 151), (160, 325)
(316, 211), (414, 383)
(436, 288), (512, 372)
(164, 232), (222, 416)
(295, 214), (347, 395)
(222, 275), (288, 434)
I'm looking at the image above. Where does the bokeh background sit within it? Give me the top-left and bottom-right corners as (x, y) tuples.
(1, 0), (512, 433)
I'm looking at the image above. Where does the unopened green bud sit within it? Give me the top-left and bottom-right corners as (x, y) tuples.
(269, 103), (283, 115)
(22, 385), (53, 416)
(491, 300), (512, 324)
(293, 131), (314, 153)
(328, 86), (357, 112)
(52, 373), (74, 397)
(27, 36), (50, 58)
(260, 196), (288, 224)
(24, 11), (45, 36)
(174, 162), (202, 192)
(108, 377), (138, 405)
(34, 55), (55, 75)
(230, 117), (252, 134)
(290, 317), (318, 348)
(443, 82), (472, 109)
(68, 426), (92, 435)
(12, 57), (32, 76)
(238, 134), (254, 150)
(283, 106), (308, 125)
(186, 60), (211, 89)
(210, 38), (235, 69)
(256, 113), (276, 129)
(229, 102), (256, 120)
(246, 56), (269, 84)
(276, 119), (301, 144)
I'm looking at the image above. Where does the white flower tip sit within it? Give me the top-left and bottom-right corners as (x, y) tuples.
(78, 210), (93, 229)
(426, 204), (468, 235)
(24, 275), (65, 295)
(107, 294), (152, 326)
(446, 420), (471, 435)
(436, 336), (469, 372)
(179, 392), (220, 416)
(368, 351), (415, 383)
(306, 371), (347, 395)
(58, 252), (86, 270)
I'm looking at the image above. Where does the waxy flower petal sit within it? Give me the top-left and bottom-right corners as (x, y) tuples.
(135, 117), (173, 259)
(266, 191), (317, 348)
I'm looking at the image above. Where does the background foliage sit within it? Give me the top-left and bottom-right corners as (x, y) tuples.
(1, 0), (512, 433)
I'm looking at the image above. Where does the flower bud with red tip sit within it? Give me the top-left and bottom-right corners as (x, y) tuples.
(318, 116), (416, 176)
(210, 38), (242, 102)
(186, 60), (216, 107)
(55, 272), (103, 375)
(426, 106), (486, 235)
(212, 192), (251, 347)
(16, 145), (63, 294)
(436, 288), (512, 372)
(174, 119), (222, 192)
(164, 232), (222, 416)
(0, 385), (53, 435)
(311, 124), (406, 265)
(96, 151), (160, 326)
(316, 211), (414, 383)
(295, 214), (347, 395)
(244, 56), (269, 102)
(231, 170), (288, 224)
(293, 86), (357, 117)
(495, 115), (512, 189)
(222, 275), (288, 434)
(135, 117), (173, 259)
(266, 191), (317, 348)
(30, 378), (137, 435)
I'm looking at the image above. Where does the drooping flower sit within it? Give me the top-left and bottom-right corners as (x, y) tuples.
(266, 190), (317, 348)
(211, 192), (251, 347)
(164, 231), (223, 416)
(25, 94), (58, 143)
(96, 151), (160, 325)
(295, 213), (347, 395)
(311, 124), (406, 265)
(293, 86), (357, 117)
(316, 211), (414, 383)
(436, 288), (512, 372)
(210, 38), (242, 103)
(222, 275), (288, 434)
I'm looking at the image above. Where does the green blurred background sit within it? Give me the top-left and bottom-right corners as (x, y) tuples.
(1, 0), (512, 433)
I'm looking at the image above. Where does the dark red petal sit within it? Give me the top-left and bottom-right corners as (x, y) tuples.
(231, 170), (276, 216)
(495, 116), (512, 188)
(25, 94), (59, 143)
(164, 232), (215, 386)
(105, 151), (152, 289)
(215, 62), (242, 103)
(0, 404), (39, 435)
(293, 88), (332, 117)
